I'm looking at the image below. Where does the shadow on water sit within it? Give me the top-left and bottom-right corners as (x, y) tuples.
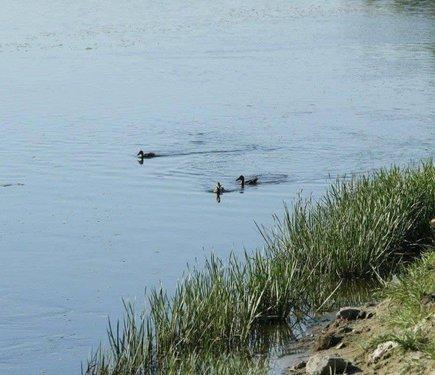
(325, 279), (381, 310)
(245, 280), (381, 368)
(208, 187), (239, 204)
(366, 0), (435, 16)
(1, 183), (24, 188)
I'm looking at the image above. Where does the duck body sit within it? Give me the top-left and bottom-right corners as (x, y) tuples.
(236, 175), (258, 188)
(137, 150), (157, 159)
(213, 182), (225, 194)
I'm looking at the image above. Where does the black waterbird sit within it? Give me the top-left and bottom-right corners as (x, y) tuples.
(213, 182), (225, 203)
(236, 175), (258, 188)
(213, 182), (225, 194)
(137, 150), (157, 159)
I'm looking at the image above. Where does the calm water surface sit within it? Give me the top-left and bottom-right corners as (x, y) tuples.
(0, 1), (434, 373)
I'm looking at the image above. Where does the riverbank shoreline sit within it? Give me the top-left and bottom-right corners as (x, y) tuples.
(84, 161), (434, 374)
(285, 251), (435, 375)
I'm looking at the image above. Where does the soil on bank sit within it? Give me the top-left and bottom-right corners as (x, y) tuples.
(285, 258), (435, 375)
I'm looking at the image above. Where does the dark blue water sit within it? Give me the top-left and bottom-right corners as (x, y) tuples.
(0, 1), (434, 373)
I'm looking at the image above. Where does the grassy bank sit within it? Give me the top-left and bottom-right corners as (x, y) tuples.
(373, 250), (435, 358)
(289, 251), (434, 375)
(84, 160), (434, 374)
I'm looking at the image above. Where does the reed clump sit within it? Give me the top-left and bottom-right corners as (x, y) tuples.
(84, 160), (434, 374)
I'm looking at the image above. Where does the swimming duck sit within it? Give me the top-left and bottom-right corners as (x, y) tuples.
(137, 150), (157, 159)
(213, 182), (225, 194)
(236, 175), (258, 188)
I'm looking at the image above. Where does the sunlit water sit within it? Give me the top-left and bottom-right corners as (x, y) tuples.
(0, 1), (434, 373)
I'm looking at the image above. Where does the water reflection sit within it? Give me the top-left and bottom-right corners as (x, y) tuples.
(367, 0), (435, 16)
(249, 323), (297, 357)
(248, 280), (381, 365)
(321, 280), (381, 311)
(392, 0), (435, 15)
(1, 183), (25, 187)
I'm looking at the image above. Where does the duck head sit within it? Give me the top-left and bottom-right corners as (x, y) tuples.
(137, 150), (144, 158)
(236, 175), (245, 187)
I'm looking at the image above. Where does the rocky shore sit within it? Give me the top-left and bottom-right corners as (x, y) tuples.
(284, 270), (435, 374)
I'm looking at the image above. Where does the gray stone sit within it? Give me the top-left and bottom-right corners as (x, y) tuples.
(314, 332), (342, 351)
(410, 351), (424, 361)
(391, 274), (401, 285)
(306, 354), (348, 375)
(421, 293), (435, 305)
(370, 341), (398, 363)
(336, 307), (366, 320)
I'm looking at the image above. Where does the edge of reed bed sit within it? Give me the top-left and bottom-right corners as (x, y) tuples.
(84, 159), (435, 374)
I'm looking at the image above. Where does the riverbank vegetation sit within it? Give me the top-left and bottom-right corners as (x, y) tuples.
(289, 250), (434, 375)
(372, 250), (435, 357)
(84, 160), (434, 374)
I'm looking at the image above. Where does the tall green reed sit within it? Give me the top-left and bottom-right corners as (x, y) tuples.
(85, 160), (435, 374)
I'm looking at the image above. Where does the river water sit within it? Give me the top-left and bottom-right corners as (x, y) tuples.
(0, 1), (434, 373)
